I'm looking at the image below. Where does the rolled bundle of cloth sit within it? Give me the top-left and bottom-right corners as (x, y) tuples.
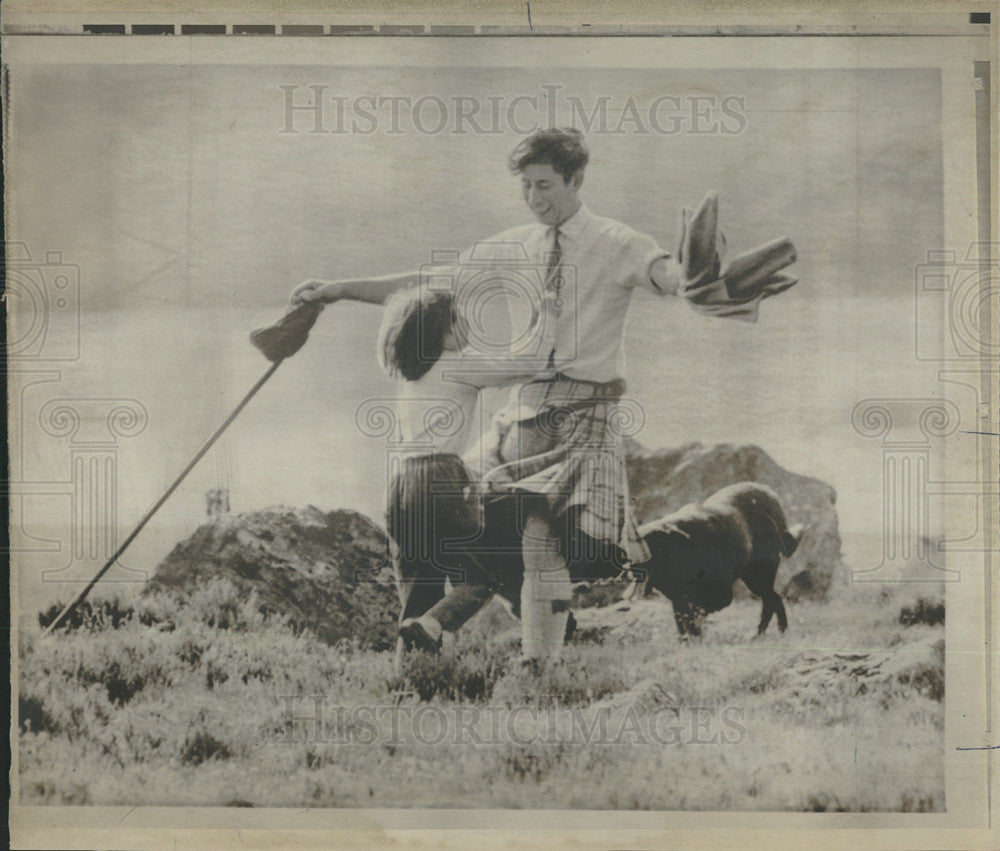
(722, 237), (798, 300)
(250, 300), (325, 363)
(677, 192), (798, 322)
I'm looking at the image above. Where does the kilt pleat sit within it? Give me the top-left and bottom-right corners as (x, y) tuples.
(478, 379), (650, 565)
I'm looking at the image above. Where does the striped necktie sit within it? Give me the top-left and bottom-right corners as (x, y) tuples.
(544, 227), (562, 368)
(545, 227), (562, 300)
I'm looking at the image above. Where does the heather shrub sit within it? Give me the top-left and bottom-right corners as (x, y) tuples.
(490, 650), (629, 708)
(38, 577), (298, 639)
(387, 643), (511, 702)
(899, 597), (945, 627)
(17, 581), (944, 811)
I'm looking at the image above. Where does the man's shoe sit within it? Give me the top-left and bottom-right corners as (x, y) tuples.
(399, 617), (443, 653)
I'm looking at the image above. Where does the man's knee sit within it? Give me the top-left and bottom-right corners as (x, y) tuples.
(521, 513), (572, 601)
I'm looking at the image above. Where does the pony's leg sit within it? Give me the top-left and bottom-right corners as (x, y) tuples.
(772, 593), (788, 632)
(756, 598), (775, 635)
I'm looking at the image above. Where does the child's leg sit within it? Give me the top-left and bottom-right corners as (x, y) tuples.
(420, 493), (527, 632)
(422, 581), (495, 632)
(398, 452), (497, 644)
(389, 456), (447, 651)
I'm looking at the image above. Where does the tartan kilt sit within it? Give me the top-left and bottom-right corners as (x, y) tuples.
(470, 378), (650, 565)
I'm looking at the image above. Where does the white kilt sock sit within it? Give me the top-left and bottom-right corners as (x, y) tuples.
(521, 516), (572, 660)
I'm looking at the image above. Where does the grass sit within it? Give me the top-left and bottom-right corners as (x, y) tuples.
(17, 576), (944, 810)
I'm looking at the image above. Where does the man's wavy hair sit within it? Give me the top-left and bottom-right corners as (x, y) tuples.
(507, 127), (589, 182)
(377, 286), (455, 382)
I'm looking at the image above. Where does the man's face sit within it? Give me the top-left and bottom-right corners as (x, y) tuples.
(519, 163), (582, 227)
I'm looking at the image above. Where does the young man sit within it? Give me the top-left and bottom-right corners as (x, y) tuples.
(291, 127), (794, 665)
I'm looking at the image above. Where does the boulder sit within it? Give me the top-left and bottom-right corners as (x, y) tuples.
(626, 441), (842, 599)
(792, 636), (944, 701)
(145, 506), (399, 650)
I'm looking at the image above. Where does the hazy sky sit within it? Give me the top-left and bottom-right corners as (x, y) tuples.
(11, 65), (941, 310)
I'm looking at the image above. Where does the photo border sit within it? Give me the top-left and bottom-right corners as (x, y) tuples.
(5, 1), (998, 847)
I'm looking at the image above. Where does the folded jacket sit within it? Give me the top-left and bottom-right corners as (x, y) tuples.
(678, 191), (720, 282)
(675, 190), (798, 323)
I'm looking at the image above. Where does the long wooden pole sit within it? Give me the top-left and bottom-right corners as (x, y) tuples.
(41, 361), (282, 637)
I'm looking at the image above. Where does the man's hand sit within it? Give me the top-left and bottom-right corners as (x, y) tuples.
(674, 192), (797, 322)
(289, 279), (340, 306)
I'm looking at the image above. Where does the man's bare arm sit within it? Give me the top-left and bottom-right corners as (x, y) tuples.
(290, 271), (422, 306)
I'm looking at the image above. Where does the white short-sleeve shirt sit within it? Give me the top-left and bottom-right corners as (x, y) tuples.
(392, 354), (481, 457)
(452, 204), (670, 384)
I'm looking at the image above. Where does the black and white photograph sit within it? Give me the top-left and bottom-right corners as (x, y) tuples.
(6, 3), (998, 847)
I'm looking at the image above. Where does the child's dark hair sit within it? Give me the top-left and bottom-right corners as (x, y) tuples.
(508, 127), (589, 182)
(377, 286), (455, 381)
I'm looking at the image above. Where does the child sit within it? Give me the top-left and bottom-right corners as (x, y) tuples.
(373, 284), (533, 662)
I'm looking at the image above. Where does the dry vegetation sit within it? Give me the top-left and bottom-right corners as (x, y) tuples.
(18, 578), (943, 811)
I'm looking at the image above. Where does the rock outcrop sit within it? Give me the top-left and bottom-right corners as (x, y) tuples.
(791, 635), (944, 701)
(145, 506), (399, 650)
(142, 443), (841, 643)
(626, 441), (842, 599)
